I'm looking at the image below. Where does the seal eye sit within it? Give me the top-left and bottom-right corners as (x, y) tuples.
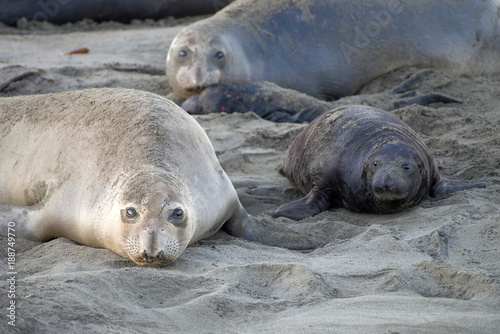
(125, 207), (137, 218)
(373, 161), (379, 167)
(178, 50), (187, 58)
(402, 163), (411, 170)
(214, 51), (224, 61)
(172, 208), (184, 219)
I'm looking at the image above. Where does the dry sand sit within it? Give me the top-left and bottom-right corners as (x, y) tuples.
(0, 16), (499, 334)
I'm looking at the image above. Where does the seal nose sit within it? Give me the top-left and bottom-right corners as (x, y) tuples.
(141, 249), (165, 261)
(156, 250), (165, 260)
(374, 181), (398, 194)
(185, 68), (206, 93)
(373, 170), (405, 199)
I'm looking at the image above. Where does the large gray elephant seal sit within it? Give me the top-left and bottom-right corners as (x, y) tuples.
(167, 0), (500, 100)
(0, 88), (254, 266)
(273, 105), (486, 220)
(0, 0), (234, 25)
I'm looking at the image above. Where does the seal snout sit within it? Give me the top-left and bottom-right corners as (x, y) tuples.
(126, 227), (184, 267)
(186, 86), (204, 94)
(186, 67), (222, 94)
(372, 169), (410, 201)
(141, 249), (165, 261)
(174, 60), (223, 97)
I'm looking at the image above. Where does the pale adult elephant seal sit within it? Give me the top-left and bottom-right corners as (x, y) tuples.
(273, 105), (486, 220)
(0, 88), (254, 266)
(167, 0), (500, 100)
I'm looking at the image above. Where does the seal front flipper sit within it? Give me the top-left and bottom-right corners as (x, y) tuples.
(391, 69), (462, 109)
(393, 93), (462, 109)
(223, 204), (257, 242)
(429, 178), (487, 199)
(392, 69), (435, 94)
(272, 187), (332, 221)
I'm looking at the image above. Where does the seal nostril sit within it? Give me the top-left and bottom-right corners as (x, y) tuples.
(156, 250), (165, 260)
(142, 250), (148, 261)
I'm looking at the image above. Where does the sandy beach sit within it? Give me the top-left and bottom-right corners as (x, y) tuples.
(0, 14), (499, 334)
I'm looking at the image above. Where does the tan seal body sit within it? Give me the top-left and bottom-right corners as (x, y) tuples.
(167, 0), (500, 99)
(273, 105), (486, 220)
(0, 88), (253, 266)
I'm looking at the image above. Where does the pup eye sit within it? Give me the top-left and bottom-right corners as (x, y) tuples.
(178, 50), (187, 58)
(214, 51), (224, 61)
(402, 163), (411, 170)
(125, 207), (137, 219)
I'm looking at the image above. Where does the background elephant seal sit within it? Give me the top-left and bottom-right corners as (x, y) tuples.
(0, 0), (234, 25)
(0, 88), (254, 266)
(167, 0), (500, 100)
(273, 105), (486, 220)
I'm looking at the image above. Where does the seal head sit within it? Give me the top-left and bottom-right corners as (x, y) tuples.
(167, 26), (250, 98)
(364, 142), (426, 213)
(115, 174), (191, 267)
(167, 21), (254, 98)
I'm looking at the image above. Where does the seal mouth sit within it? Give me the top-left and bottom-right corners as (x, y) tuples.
(371, 167), (412, 202)
(128, 248), (183, 267)
(373, 188), (408, 202)
(129, 250), (181, 267)
(183, 86), (206, 96)
(185, 85), (205, 92)
(132, 258), (178, 267)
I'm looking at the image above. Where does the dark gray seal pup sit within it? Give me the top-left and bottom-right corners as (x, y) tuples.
(273, 105), (486, 220)
(0, 88), (254, 266)
(167, 0), (500, 100)
(0, 0), (234, 25)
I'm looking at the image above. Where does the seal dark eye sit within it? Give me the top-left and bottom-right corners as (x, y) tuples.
(214, 51), (224, 61)
(402, 163), (411, 170)
(125, 207), (137, 219)
(178, 50), (187, 58)
(373, 161), (379, 167)
(172, 208), (184, 219)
